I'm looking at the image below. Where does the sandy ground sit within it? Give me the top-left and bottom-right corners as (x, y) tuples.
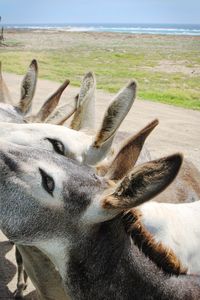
(0, 72), (200, 299)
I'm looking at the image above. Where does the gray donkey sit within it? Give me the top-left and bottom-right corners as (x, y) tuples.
(1, 62), (147, 299)
(1, 141), (200, 299)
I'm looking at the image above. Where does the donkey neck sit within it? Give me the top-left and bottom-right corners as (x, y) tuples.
(64, 217), (192, 300)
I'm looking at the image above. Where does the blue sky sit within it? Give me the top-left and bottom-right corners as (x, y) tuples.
(0, 0), (200, 24)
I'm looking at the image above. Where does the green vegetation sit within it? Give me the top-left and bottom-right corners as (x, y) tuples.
(1, 31), (200, 110)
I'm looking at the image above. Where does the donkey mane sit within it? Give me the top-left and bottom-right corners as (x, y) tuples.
(123, 209), (187, 276)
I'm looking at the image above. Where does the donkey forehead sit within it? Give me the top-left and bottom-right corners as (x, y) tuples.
(0, 122), (92, 159)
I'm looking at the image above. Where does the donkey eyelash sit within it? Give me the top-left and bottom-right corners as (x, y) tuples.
(45, 138), (65, 156)
(39, 168), (55, 196)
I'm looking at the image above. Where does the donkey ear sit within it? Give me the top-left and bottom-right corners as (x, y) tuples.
(70, 71), (96, 131)
(102, 154), (183, 211)
(93, 80), (137, 148)
(84, 80), (137, 165)
(27, 79), (70, 123)
(0, 61), (13, 104)
(45, 96), (77, 125)
(17, 59), (38, 114)
(103, 119), (159, 180)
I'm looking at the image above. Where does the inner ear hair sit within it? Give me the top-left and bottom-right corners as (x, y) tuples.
(100, 119), (159, 180)
(102, 153), (183, 210)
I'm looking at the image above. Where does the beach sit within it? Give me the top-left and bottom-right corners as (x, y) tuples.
(1, 29), (200, 109)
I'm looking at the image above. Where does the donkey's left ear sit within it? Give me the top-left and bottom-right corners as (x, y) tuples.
(102, 153), (183, 211)
(17, 59), (38, 114)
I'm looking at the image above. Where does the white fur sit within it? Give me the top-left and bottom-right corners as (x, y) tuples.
(0, 122), (92, 163)
(0, 122), (121, 166)
(81, 194), (116, 224)
(139, 200), (200, 274)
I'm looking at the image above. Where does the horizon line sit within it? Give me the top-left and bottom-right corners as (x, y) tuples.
(2, 22), (200, 26)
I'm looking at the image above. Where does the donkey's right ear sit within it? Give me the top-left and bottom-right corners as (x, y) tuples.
(17, 59), (38, 114)
(84, 80), (137, 165)
(102, 153), (183, 211)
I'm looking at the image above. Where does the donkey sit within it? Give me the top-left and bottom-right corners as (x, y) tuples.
(1, 141), (200, 299)
(6, 116), (199, 298)
(0, 69), (144, 298)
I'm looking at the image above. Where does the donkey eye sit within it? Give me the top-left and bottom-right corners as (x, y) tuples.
(45, 138), (65, 155)
(39, 168), (55, 196)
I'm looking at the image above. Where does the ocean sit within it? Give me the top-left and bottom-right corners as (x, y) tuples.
(2, 23), (200, 36)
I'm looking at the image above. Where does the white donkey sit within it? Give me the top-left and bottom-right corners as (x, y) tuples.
(1, 141), (200, 299)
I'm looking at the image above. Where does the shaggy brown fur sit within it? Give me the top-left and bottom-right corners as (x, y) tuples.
(123, 208), (187, 275)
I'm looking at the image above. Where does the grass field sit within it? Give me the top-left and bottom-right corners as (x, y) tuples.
(1, 30), (200, 110)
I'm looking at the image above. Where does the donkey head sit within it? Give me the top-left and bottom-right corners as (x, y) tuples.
(0, 80), (137, 165)
(0, 140), (182, 266)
